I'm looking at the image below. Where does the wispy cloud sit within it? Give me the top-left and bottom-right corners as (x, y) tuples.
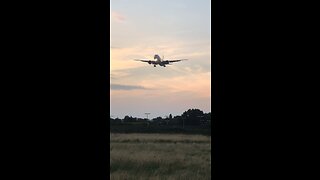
(111, 11), (126, 23)
(110, 84), (148, 90)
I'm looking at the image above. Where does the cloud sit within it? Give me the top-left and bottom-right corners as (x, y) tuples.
(110, 84), (148, 90)
(112, 11), (126, 23)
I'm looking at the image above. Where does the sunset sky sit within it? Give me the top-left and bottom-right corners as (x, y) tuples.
(110, 0), (211, 119)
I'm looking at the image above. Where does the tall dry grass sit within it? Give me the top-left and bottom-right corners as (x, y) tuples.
(110, 133), (211, 180)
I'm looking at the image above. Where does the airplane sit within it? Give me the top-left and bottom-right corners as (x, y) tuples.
(134, 54), (187, 67)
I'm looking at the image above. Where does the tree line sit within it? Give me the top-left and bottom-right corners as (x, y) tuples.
(110, 108), (213, 128)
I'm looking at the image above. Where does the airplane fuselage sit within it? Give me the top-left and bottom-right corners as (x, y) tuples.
(153, 54), (166, 67)
(154, 54), (162, 61)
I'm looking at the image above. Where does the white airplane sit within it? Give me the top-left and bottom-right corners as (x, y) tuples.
(134, 54), (187, 67)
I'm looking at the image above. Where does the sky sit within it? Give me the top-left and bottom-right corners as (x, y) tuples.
(110, 0), (211, 119)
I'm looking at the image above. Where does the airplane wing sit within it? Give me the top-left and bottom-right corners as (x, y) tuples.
(168, 59), (188, 62)
(165, 59), (188, 63)
(134, 59), (152, 62)
(134, 59), (157, 65)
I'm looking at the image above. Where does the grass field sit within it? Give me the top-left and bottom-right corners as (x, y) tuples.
(110, 133), (211, 180)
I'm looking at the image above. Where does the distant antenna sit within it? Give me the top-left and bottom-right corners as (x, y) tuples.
(145, 113), (151, 120)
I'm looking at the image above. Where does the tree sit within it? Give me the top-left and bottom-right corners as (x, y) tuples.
(123, 115), (136, 122)
(182, 109), (204, 125)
